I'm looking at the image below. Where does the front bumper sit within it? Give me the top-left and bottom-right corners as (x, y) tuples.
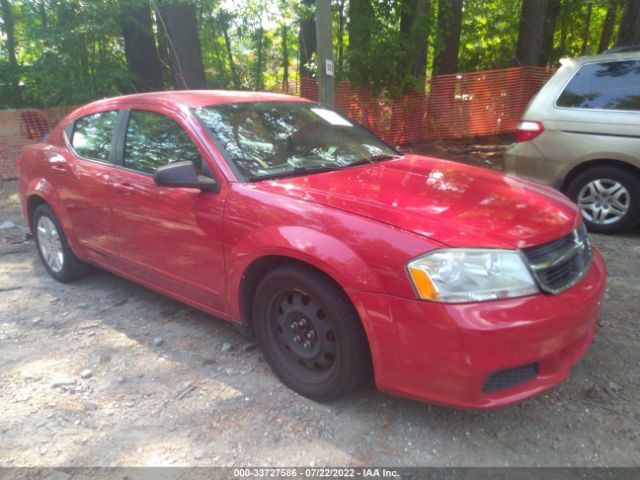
(350, 247), (606, 409)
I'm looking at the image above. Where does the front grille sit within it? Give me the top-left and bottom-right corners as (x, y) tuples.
(523, 223), (592, 294)
(483, 363), (538, 393)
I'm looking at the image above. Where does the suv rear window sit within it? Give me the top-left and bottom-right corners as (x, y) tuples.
(556, 60), (640, 111)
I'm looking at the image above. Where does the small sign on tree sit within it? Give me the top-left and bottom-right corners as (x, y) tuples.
(325, 59), (334, 76)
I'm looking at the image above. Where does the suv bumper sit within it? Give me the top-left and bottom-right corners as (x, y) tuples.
(505, 141), (564, 188)
(351, 247), (606, 409)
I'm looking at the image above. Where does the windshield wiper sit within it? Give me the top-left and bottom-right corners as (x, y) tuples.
(246, 165), (339, 182)
(245, 154), (401, 182)
(346, 153), (401, 167)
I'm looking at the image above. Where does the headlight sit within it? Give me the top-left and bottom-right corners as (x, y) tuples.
(407, 249), (539, 303)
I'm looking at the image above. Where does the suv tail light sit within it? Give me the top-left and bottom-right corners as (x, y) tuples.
(515, 121), (544, 143)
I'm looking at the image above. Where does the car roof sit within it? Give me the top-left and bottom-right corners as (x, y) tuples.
(560, 50), (640, 68)
(81, 89), (311, 112)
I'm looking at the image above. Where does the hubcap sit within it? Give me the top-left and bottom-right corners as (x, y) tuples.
(270, 289), (337, 376)
(577, 179), (630, 225)
(36, 216), (64, 273)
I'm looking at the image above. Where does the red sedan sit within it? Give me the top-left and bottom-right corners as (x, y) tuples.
(16, 91), (606, 408)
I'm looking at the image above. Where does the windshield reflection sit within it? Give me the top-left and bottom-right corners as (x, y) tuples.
(194, 102), (397, 181)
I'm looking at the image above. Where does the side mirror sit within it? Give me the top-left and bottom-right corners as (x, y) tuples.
(153, 161), (219, 193)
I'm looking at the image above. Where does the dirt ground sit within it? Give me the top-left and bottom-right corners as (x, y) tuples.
(1, 152), (640, 467)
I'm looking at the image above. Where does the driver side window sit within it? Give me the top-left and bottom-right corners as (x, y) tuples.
(124, 110), (202, 175)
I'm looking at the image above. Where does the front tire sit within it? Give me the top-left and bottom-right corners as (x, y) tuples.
(253, 265), (372, 401)
(32, 203), (91, 282)
(566, 166), (640, 234)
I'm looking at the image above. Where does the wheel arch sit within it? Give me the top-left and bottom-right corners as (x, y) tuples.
(26, 194), (48, 231)
(227, 225), (383, 323)
(24, 179), (84, 256)
(239, 255), (353, 335)
(560, 158), (640, 193)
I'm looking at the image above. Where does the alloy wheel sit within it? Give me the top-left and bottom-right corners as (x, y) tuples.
(36, 215), (64, 273)
(577, 178), (630, 225)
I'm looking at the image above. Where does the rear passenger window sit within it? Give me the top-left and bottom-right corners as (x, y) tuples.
(557, 60), (640, 111)
(71, 111), (118, 161)
(124, 110), (202, 175)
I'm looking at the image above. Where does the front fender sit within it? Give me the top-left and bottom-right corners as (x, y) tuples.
(225, 225), (383, 321)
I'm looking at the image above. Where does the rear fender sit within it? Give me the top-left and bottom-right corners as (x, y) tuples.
(25, 177), (85, 257)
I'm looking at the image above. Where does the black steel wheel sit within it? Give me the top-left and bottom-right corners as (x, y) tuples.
(253, 264), (371, 401)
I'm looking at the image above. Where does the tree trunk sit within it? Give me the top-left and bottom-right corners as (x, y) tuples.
(348, 0), (375, 84)
(79, 32), (89, 80)
(400, 0), (431, 80)
(282, 23), (289, 90)
(0, 0), (19, 104)
(316, 0), (334, 106)
(515, 0), (547, 66)
(206, 16), (227, 85)
(558, 12), (569, 58)
(120, 0), (164, 92)
(157, 1), (207, 89)
(581, 2), (593, 55)
(616, 0), (640, 46)
(336, 0), (346, 75)
(0, 0), (17, 68)
(432, 0), (463, 75)
(154, 8), (172, 81)
(217, 12), (240, 89)
(539, 0), (560, 66)
(298, 0), (316, 79)
(39, 1), (48, 29)
(598, 2), (618, 53)
(255, 25), (264, 90)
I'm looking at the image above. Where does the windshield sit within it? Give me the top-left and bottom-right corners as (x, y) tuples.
(193, 101), (397, 181)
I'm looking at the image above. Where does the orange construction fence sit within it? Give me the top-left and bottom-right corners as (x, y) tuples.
(0, 66), (554, 180)
(1, 107), (74, 180)
(295, 66), (554, 145)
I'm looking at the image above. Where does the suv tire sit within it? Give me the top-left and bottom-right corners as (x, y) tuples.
(566, 166), (640, 234)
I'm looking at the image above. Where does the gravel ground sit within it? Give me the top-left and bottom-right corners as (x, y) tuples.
(1, 173), (639, 467)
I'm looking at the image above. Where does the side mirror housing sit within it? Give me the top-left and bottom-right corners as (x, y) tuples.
(153, 161), (219, 193)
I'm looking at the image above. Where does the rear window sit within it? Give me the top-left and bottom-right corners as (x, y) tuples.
(556, 60), (640, 111)
(71, 111), (118, 162)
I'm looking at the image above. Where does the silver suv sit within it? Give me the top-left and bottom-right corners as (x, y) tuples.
(505, 50), (640, 233)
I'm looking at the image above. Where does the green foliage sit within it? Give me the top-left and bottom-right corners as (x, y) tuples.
(459, 0), (522, 71)
(346, 0), (433, 94)
(0, 0), (633, 108)
(0, 0), (134, 108)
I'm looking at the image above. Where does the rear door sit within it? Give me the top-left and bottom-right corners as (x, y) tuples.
(62, 109), (121, 260)
(108, 107), (228, 312)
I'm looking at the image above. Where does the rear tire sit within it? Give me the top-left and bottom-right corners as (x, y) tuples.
(565, 166), (640, 234)
(32, 204), (91, 282)
(253, 264), (372, 401)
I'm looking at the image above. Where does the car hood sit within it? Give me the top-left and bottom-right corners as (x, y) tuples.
(252, 155), (579, 249)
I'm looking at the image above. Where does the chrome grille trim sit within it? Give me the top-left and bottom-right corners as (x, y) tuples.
(522, 224), (593, 294)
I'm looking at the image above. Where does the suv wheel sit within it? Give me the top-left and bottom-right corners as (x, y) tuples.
(252, 265), (372, 401)
(566, 166), (640, 234)
(32, 204), (92, 282)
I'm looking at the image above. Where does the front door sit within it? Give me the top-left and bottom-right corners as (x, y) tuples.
(108, 108), (227, 313)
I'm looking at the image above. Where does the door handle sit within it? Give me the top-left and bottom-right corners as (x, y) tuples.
(113, 182), (135, 195)
(51, 164), (67, 175)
